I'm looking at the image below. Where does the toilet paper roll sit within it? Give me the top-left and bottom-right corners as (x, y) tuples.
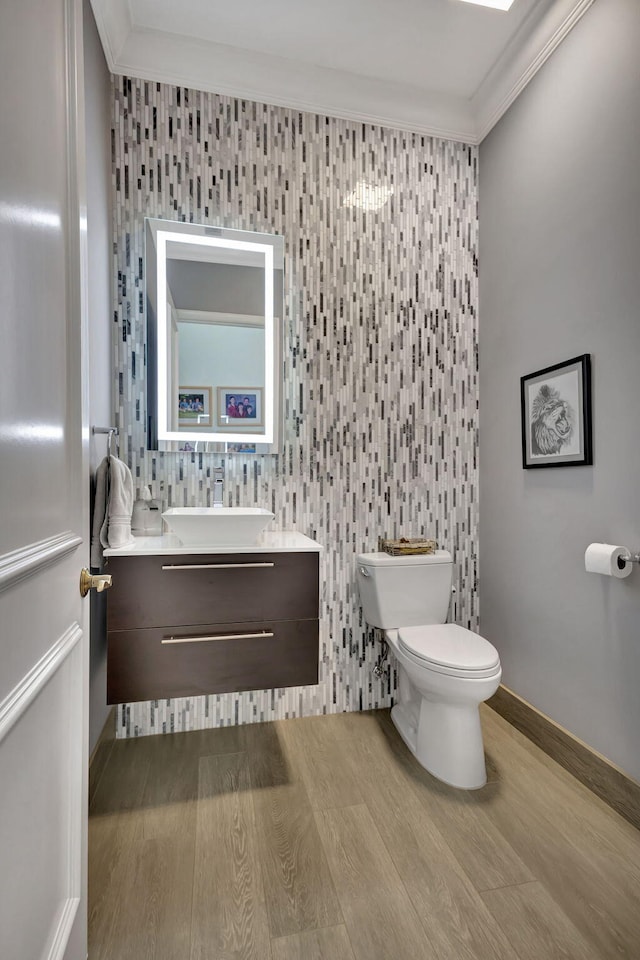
(584, 543), (632, 579)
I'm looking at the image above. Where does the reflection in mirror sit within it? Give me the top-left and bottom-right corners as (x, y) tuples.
(145, 219), (283, 454)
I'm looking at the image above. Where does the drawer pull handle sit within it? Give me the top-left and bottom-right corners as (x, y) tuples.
(162, 630), (275, 645)
(161, 562), (275, 571)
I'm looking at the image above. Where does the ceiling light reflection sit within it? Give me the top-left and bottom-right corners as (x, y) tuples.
(0, 422), (65, 443)
(0, 202), (62, 230)
(344, 181), (394, 211)
(456, 0), (516, 11)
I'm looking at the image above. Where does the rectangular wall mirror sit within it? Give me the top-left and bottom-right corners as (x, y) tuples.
(145, 219), (284, 454)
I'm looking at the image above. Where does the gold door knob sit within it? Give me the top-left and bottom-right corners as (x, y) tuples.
(80, 568), (113, 597)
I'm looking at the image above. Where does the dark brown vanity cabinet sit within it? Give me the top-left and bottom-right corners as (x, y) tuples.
(105, 551), (320, 703)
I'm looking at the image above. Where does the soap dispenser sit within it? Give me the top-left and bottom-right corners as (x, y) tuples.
(146, 493), (163, 536)
(131, 486), (152, 536)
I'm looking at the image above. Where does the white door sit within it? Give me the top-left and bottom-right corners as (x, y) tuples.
(0, 1), (90, 958)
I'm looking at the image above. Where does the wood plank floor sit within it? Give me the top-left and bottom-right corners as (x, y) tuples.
(88, 706), (640, 959)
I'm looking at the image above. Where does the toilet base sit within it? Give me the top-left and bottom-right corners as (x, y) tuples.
(391, 696), (488, 790)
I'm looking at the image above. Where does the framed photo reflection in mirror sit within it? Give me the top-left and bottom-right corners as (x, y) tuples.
(217, 387), (263, 428)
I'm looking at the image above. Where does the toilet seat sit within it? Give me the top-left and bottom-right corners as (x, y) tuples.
(398, 624), (500, 679)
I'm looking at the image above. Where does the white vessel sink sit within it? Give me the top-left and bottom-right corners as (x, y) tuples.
(162, 507), (274, 546)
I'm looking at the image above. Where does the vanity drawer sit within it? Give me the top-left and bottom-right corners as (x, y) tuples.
(107, 551), (319, 630)
(107, 618), (319, 704)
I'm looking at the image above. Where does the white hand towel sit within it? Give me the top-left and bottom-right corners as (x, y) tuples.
(106, 455), (135, 549)
(90, 456), (110, 569)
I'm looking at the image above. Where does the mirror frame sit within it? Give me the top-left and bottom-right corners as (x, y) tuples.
(145, 219), (283, 452)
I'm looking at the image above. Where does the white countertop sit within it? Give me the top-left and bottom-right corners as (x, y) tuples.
(103, 530), (323, 557)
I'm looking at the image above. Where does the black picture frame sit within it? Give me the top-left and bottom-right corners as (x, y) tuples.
(520, 354), (592, 469)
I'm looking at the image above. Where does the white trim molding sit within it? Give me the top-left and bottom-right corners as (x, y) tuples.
(0, 622), (82, 743)
(90, 0), (596, 144)
(88, 0), (132, 66)
(118, 26), (474, 143)
(45, 897), (81, 960)
(177, 309), (264, 328)
(0, 617), (84, 960)
(473, 0), (597, 141)
(0, 531), (83, 594)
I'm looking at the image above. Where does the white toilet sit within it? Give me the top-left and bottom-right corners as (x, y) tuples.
(356, 549), (501, 789)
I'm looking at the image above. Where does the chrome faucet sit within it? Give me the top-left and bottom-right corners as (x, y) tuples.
(212, 466), (224, 508)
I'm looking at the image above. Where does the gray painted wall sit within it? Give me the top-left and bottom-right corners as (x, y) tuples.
(84, 0), (113, 754)
(479, 0), (640, 780)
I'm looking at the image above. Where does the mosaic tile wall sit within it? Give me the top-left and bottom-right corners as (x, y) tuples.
(111, 76), (478, 738)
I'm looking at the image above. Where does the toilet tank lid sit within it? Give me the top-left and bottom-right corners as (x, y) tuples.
(357, 550), (452, 567)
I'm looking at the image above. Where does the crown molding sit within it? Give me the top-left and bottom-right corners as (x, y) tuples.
(115, 25), (476, 143)
(91, 0), (595, 145)
(472, 0), (597, 142)
(176, 310), (264, 328)
(89, 0), (132, 69)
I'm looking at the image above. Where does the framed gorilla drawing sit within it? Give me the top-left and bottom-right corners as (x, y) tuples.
(521, 354), (592, 468)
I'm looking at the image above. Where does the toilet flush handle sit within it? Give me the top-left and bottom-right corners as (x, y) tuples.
(359, 566), (370, 577)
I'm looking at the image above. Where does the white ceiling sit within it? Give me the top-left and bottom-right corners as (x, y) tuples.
(91, 0), (595, 144)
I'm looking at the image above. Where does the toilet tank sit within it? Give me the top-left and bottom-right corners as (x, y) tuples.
(356, 550), (453, 629)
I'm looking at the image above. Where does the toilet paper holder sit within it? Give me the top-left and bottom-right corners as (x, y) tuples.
(621, 551), (640, 566)
(585, 543), (639, 579)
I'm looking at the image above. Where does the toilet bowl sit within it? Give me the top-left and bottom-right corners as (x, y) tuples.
(356, 550), (501, 789)
(386, 625), (501, 789)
